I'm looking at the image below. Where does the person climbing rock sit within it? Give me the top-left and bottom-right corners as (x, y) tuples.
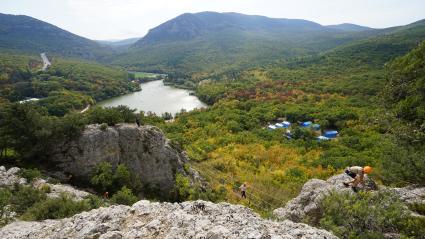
(343, 166), (373, 192)
(239, 182), (247, 199)
(136, 117), (141, 127)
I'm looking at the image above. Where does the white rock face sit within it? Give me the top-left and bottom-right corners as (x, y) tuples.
(0, 200), (337, 239)
(392, 186), (425, 205)
(0, 166), (27, 187)
(273, 174), (354, 222)
(33, 179), (90, 201)
(47, 124), (201, 199)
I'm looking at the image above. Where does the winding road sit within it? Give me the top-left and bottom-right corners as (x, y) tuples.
(40, 52), (51, 71)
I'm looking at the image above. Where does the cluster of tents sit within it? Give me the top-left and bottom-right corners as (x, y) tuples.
(267, 120), (339, 141)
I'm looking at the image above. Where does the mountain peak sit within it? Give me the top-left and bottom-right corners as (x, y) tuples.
(134, 12), (324, 46)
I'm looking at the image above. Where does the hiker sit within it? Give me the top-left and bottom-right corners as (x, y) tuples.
(343, 166), (373, 192)
(136, 117), (141, 127)
(239, 182), (247, 199)
(104, 191), (109, 199)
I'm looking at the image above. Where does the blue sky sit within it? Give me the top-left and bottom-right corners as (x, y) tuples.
(1, 0), (424, 40)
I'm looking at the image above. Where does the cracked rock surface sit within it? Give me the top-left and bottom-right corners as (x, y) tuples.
(47, 124), (201, 199)
(0, 200), (337, 239)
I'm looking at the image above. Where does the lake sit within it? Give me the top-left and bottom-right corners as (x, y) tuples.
(98, 80), (206, 115)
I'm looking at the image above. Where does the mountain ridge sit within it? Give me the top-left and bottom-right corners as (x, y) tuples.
(0, 13), (109, 60)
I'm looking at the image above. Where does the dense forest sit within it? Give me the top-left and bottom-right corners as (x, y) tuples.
(0, 52), (139, 116)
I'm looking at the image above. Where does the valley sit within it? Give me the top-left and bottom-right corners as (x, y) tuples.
(0, 8), (424, 239)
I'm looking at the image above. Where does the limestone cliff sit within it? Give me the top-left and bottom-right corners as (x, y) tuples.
(47, 124), (201, 199)
(0, 200), (337, 239)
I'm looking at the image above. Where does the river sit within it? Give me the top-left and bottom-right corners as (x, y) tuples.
(98, 80), (206, 115)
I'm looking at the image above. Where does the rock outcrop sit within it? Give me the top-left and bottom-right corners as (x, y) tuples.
(0, 200), (337, 239)
(273, 173), (425, 223)
(0, 166), (27, 186)
(0, 166), (91, 201)
(47, 124), (200, 199)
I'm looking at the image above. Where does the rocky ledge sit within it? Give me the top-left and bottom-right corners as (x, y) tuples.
(0, 200), (336, 239)
(0, 166), (90, 201)
(273, 173), (425, 223)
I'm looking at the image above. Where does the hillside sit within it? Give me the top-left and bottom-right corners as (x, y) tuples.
(111, 12), (380, 75)
(326, 23), (373, 32)
(0, 13), (109, 60)
(0, 52), (139, 116)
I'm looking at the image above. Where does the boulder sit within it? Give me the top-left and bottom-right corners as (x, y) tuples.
(0, 200), (337, 239)
(0, 167), (27, 187)
(273, 173), (425, 223)
(47, 124), (200, 199)
(273, 174), (353, 222)
(33, 179), (90, 201)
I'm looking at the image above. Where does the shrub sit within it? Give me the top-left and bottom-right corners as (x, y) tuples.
(91, 162), (137, 194)
(91, 162), (113, 192)
(40, 184), (51, 193)
(11, 185), (46, 214)
(318, 190), (425, 238)
(22, 195), (91, 221)
(85, 194), (104, 209)
(174, 173), (192, 201)
(99, 123), (108, 131)
(112, 164), (132, 192)
(19, 168), (42, 182)
(0, 188), (13, 226)
(110, 186), (138, 206)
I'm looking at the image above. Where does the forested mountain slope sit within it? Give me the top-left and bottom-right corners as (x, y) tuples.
(0, 13), (109, 60)
(0, 52), (139, 116)
(111, 12), (379, 75)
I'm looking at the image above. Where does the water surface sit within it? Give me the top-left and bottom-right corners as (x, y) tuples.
(98, 80), (206, 115)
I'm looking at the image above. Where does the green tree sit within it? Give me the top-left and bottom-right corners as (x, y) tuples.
(91, 162), (114, 192)
(110, 186), (138, 206)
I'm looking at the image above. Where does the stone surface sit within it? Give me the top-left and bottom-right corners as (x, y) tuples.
(273, 173), (425, 223)
(273, 174), (353, 223)
(47, 124), (200, 199)
(0, 167), (26, 187)
(0, 200), (337, 239)
(33, 179), (90, 201)
(392, 185), (425, 205)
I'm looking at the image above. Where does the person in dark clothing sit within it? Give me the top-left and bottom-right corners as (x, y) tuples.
(136, 117), (141, 127)
(240, 183), (247, 199)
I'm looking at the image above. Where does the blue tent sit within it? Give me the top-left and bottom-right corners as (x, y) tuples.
(282, 121), (291, 128)
(300, 121), (313, 127)
(324, 130), (338, 138)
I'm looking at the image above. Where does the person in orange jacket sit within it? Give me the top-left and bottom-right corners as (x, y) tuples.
(343, 166), (373, 192)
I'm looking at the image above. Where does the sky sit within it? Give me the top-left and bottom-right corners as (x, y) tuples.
(0, 0), (424, 40)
